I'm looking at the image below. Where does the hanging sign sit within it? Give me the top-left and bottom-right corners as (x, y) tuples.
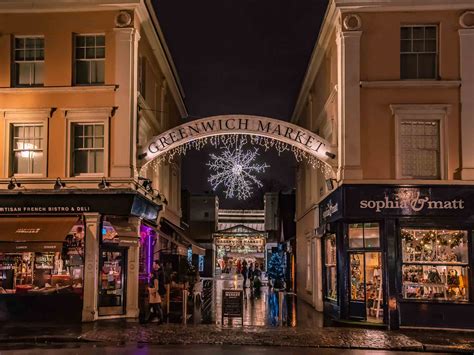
(139, 115), (336, 167)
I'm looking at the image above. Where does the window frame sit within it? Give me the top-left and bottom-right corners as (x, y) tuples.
(12, 35), (45, 87)
(392, 105), (449, 180)
(400, 24), (439, 80)
(3, 109), (49, 178)
(64, 108), (110, 178)
(73, 33), (106, 86)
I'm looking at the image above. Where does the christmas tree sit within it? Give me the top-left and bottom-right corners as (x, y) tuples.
(267, 251), (285, 289)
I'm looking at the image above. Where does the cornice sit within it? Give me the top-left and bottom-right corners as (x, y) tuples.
(0, 85), (118, 94)
(335, 0), (474, 12)
(0, 0), (140, 13)
(135, 0), (188, 118)
(291, 1), (338, 123)
(361, 80), (461, 89)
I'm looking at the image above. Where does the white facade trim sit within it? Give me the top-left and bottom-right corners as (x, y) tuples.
(360, 80), (461, 88)
(135, 0), (188, 118)
(459, 29), (474, 180)
(0, 85), (118, 94)
(391, 104), (451, 181)
(291, 1), (338, 123)
(1, 108), (51, 179)
(62, 107), (113, 178)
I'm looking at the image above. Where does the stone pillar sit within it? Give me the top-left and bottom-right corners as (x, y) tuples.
(82, 213), (101, 322)
(112, 27), (140, 178)
(459, 28), (474, 179)
(126, 217), (141, 318)
(336, 15), (363, 180)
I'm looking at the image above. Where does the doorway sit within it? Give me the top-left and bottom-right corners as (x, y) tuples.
(347, 223), (384, 323)
(98, 246), (127, 316)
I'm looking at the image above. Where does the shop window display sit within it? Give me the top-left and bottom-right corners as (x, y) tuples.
(324, 234), (337, 301)
(0, 224), (84, 295)
(401, 229), (468, 302)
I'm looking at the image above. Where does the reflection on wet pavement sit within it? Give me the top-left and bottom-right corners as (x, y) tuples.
(208, 275), (316, 328)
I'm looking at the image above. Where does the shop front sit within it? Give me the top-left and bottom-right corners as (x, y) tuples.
(320, 184), (474, 330)
(213, 225), (267, 276)
(0, 191), (161, 322)
(0, 216), (85, 322)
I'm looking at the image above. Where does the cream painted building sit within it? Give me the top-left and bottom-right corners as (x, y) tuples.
(0, 0), (186, 322)
(294, 0), (474, 329)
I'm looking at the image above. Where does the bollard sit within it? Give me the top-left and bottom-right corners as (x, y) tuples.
(182, 289), (188, 325)
(278, 291), (285, 326)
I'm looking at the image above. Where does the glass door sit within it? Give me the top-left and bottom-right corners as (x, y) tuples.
(348, 223), (384, 323)
(98, 246), (127, 316)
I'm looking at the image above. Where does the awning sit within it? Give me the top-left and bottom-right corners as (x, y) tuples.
(161, 219), (206, 256)
(0, 217), (79, 243)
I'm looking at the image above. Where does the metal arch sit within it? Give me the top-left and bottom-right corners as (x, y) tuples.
(139, 114), (337, 170)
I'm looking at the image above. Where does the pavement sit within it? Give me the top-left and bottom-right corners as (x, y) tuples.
(0, 320), (473, 353)
(0, 344), (448, 355)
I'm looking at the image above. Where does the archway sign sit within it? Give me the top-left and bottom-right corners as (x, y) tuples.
(139, 115), (336, 174)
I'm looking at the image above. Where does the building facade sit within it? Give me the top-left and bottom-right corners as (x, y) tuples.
(0, 0), (185, 322)
(294, 0), (474, 329)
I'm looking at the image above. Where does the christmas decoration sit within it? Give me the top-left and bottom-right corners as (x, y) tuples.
(207, 136), (270, 200)
(267, 251), (285, 289)
(141, 133), (334, 179)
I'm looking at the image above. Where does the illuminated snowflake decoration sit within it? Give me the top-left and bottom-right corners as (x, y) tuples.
(207, 136), (270, 200)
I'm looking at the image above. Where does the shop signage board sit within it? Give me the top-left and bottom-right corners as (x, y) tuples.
(222, 289), (244, 324)
(140, 115), (336, 167)
(0, 193), (161, 222)
(321, 185), (474, 223)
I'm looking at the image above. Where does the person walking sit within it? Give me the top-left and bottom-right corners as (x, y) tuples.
(147, 260), (164, 324)
(241, 260), (248, 288)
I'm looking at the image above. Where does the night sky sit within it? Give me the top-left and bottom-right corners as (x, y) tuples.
(153, 0), (328, 208)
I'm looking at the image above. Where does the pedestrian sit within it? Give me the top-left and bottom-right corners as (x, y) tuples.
(147, 260), (164, 324)
(242, 260), (248, 288)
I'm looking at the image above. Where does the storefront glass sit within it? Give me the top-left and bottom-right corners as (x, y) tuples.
(401, 228), (469, 302)
(348, 223), (384, 323)
(0, 221), (84, 295)
(324, 234), (337, 301)
(98, 247), (126, 315)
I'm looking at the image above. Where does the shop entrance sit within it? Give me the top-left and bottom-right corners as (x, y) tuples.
(347, 223), (385, 324)
(98, 246), (127, 316)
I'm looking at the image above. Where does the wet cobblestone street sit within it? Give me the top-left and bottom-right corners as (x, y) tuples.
(1, 277), (474, 352)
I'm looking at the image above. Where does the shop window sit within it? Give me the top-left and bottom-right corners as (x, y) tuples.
(13, 36), (44, 86)
(10, 123), (44, 176)
(324, 234), (337, 301)
(400, 25), (438, 79)
(399, 120), (440, 179)
(0, 221), (85, 295)
(74, 34), (105, 85)
(401, 228), (469, 302)
(72, 123), (105, 175)
(348, 223), (380, 249)
(305, 239), (312, 292)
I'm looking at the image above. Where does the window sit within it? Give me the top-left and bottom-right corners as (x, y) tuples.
(325, 234), (337, 301)
(10, 124), (44, 175)
(74, 34), (105, 85)
(72, 123), (104, 175)
(399, 120), (440, 179)
(401, 25), (438, 79)
(13, 36), (44, 86)
(305, 239), (312, 292)
(401, 228), (469, 302)
(349, 223), (380, 249)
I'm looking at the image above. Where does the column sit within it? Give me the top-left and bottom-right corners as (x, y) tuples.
(82, 213), (101, 322)
(126, 217), (141, 318)
(112, 27), (140, 178)
(337, 25), (363, 180)
(459, 29), (474, 179)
